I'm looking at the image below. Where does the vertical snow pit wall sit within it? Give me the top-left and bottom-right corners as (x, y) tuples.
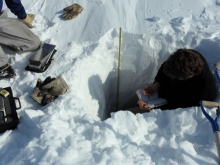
(76, 29), (119, 121)
(118, 31), (172, 109)
(81, 30), (173, 120)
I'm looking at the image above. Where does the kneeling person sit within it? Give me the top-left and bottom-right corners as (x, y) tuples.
(125, 49), (217, 114)
(0, 0), (40, 79)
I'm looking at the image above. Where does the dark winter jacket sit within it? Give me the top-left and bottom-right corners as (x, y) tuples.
(0, 0), (26, 19)
(155, 50), (217, 110)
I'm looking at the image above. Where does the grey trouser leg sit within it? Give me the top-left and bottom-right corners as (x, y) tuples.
(0, 46), (8, 67)
(0, 11), (40, 67)
(0, 10), (40, 51)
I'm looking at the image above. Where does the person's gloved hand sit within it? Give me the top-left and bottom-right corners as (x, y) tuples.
(61, 10), (80, 20)
(20, 14), (35, 28)
(31, 78), (47, 104)
(41, 77), (69, 96)
(61, 3), (83, 20)
(63, 3), (83, 13)
(31, 77), (59, 105)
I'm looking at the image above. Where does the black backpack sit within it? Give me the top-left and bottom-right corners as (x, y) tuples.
(0, 87), (21, 134)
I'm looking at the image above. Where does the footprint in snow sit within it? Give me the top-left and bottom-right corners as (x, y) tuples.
(169, 17), (185, 26)
(216, 0), (220, 6)
(145, 16), (161, 22)
(169, 16), (191, 33)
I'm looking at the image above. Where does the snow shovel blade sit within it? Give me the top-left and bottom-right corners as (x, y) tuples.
(200, 101), (220, 164)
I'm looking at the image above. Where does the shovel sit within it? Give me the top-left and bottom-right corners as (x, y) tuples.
(200, 100), (220, 163)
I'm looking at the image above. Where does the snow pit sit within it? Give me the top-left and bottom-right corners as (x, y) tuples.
(60, 28), (220, 121)
(64, 29), (174, 121)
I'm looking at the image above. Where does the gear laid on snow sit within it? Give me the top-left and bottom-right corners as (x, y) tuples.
(20, 14), (35, 28)
(41, 77), (69, 96)
(31, 76), (69, 106)
(63, 3), (83, 12)
(0, 87), (21, 133)
(61, 3), (83, 20)
(31, 77), (57, 105)
(0, 64), (16, 80)
(31, 78), (50, 104)
(41, 94), (56, 106)
(25, 43), (57, 73)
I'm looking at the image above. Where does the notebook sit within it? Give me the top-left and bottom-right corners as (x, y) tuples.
(136, 89), (167, 109)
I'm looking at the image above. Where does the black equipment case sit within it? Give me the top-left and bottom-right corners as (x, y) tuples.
(0, 87), (21, 134)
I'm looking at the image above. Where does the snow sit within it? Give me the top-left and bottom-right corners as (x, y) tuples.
(1, 0), (220, 164)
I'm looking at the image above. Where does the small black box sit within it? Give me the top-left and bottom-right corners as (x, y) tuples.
(0, 87), (21, 134)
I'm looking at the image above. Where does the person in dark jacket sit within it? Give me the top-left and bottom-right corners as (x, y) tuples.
(124, 49), (217, 113)
(0, 0), (40, 79)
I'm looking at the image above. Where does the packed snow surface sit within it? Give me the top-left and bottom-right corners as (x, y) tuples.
(1, 0), (220, 164)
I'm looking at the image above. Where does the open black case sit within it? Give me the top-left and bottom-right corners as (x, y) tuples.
(0, 87), (21, 134)
(25, 43), (57, 73)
